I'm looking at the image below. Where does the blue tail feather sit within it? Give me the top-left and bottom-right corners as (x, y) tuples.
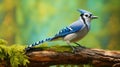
(27, 37), (53, 49)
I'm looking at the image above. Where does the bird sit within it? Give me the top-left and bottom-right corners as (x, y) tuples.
(25, 9), (98, 52)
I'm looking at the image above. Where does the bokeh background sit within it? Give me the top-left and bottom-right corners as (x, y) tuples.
(0, 0), (120, 50)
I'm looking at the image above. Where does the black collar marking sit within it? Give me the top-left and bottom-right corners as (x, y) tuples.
(80, 14), (89, 30)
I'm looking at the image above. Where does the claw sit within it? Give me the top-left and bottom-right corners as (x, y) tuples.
(72, 43), (87, 54)
(72, 48), (80, 54)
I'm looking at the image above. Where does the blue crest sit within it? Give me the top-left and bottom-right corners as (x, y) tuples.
(77, 9), (92, 14)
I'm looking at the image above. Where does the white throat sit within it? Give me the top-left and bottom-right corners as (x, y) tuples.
(79, 16), (91, 29)
(79, 17), (90, 25)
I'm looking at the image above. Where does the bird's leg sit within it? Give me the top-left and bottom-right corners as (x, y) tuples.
(66, 41), (76, 52)
(74, 42), (86, 48)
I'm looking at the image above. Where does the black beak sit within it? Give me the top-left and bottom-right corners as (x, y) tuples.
(91, 16), (98, 19)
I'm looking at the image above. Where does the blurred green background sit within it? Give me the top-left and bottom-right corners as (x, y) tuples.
(0, 0), (120, 50)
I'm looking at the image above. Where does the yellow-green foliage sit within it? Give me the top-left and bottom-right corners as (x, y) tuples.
(0, 39), (29, 67)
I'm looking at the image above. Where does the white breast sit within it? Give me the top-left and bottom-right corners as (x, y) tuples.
(63, 25), (90, 42)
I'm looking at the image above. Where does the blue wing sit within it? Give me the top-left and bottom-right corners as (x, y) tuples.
(54, 20), (84, 37)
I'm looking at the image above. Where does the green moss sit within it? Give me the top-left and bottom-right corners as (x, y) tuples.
(0, 39), (8, 45)
(0, 39), (74, 67)
(0, 39), (29, 67)
(37, 44), (72, 52)
(48, 45), (71, 52)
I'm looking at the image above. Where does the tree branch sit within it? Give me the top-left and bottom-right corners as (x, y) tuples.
(26, 47), (120, 67)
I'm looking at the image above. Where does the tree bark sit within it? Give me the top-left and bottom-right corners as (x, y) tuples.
(26, 47), (120, 67)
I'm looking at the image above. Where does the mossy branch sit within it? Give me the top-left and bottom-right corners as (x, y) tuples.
(26, 47), (120, 67)
(0, 38), (120, 67)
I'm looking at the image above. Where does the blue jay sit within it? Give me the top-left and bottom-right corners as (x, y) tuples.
(25, 9), (98, 52)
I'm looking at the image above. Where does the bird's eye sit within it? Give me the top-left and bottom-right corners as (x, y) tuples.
(85, 15), (88, 17)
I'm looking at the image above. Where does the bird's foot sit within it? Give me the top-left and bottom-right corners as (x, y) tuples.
(72, 48), (79, 53)
(77, 45), (86, 49)
(74, 42), (86, 49)
(71, 46), (79, 53)
(72, 45), (86, 54)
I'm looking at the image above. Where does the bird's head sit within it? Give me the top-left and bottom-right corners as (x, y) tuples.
(77, 9), (98, 22)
